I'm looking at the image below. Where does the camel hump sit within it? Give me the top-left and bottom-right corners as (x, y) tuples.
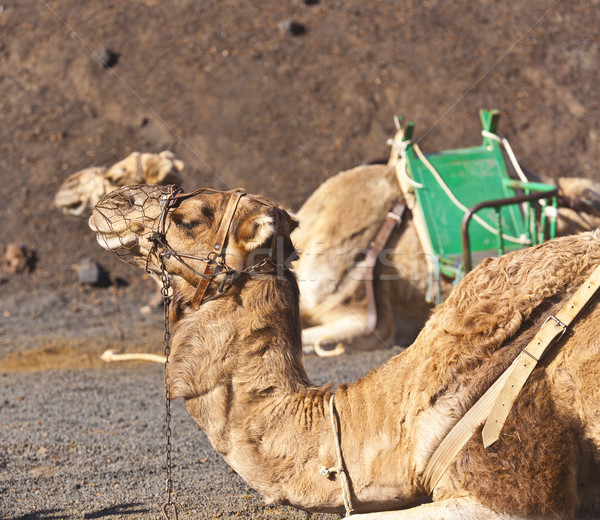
(295, 164), (398, 243)
(293, 164), (401, 316)
(431, 229), (600, 354)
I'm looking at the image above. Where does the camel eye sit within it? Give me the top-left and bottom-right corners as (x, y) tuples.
(176, 220), (199, 230)
(172, 205), (212, 231)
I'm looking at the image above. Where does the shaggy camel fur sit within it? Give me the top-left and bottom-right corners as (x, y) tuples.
(90, 185), (600, 519)
(54, 150), (184, 216)
(294, 164), (600, 352)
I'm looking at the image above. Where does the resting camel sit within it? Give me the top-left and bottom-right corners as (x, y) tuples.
(54, 150), (184, 216)
(89, 184), (600, 519)
(294, 163), (600, 352)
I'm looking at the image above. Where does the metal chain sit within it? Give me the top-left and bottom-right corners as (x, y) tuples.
(148, 185), (286, 519)
(160, 259), (178, 520)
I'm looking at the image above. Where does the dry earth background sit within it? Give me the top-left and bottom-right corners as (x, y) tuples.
(1, 1), (599, 519)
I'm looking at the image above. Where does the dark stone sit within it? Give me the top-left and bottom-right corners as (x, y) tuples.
(278, 19), (306, 36)
(92, 47), (119, 69)
(77, 257), (110, 286)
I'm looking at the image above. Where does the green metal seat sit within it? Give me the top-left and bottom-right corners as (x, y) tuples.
(390, 109), (558, 301)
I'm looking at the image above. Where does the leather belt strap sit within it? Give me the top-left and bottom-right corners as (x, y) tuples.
(422, 262), (600, 494)
(191, 191), (246, 308)
(364, 201), (406, 330)
(482, 262), (600, 446)
(422, 367), (513, 493)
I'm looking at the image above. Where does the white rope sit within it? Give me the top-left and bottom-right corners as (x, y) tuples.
(320, 393), (354, 516)
(481, 130), (529, 183)
(411, 142), (529, 245)
(399, 152), (424, 189)
(387, 137), (424, 189)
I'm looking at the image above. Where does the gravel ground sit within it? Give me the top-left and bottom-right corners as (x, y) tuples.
(2, 1), (599, 518)
(0, 319), (397, 520)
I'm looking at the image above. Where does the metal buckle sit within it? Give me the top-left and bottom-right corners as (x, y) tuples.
(542, 314), (568, 341)
(159, 194), (171, 207)
(205, 250), (225, 264)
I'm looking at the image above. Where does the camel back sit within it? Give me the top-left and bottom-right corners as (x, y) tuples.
(389, 109), (558, 303)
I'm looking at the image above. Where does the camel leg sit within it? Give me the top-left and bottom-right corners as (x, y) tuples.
(302, 314), (395, 355)
(302, 315), (369, 355)
(348, 499), (520, 520)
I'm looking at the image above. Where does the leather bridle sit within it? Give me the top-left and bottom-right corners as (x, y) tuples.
(147, 185), (286, 309)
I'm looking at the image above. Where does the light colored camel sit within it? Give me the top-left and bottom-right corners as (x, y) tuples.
(89, 184), (600, 519)
(54, 150), (184, 216)
(294, 163), (600, 352)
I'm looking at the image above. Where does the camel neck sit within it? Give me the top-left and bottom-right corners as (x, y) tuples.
(166, 273), (420, 512)
(167, 273), (309, 396)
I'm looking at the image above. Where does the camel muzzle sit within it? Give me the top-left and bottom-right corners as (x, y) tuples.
(89, 184), (169, 267)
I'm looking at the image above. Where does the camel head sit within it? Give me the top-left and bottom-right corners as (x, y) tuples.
(555, 176), (600, 233)
(89, 184), (298, 302)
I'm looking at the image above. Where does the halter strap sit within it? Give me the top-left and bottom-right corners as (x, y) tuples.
(191, 191), (246, 308)
(151, 185), (290, 308)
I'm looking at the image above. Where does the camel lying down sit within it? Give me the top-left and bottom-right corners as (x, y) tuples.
(54, 150), (183, 216)
(294, 164), (600, 353)
(90, 184), (600, 519)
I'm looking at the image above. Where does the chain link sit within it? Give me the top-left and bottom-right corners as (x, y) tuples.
(160, 258), (178, 520)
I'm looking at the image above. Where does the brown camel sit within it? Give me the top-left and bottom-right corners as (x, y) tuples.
(89, 184), (600, 519)
(294, 163), (600, 352)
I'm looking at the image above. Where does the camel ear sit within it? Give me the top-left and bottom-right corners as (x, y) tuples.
(234, 205), (298, 269)
(237, 212), (276, 251)
(236, 206), (297, 250)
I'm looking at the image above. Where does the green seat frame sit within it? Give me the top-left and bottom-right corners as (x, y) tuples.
(393, 109), (558, 298)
